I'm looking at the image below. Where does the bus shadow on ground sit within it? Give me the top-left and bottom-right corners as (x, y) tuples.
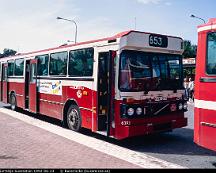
(85, 126), (216, 157)
(117, 129), (216, 156)
(5, 106), (216, 158)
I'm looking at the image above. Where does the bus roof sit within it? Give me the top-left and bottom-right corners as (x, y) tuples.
(3, 30), (183, 59)
(198, 18), (216, 32)
(10, 30), (131, 58)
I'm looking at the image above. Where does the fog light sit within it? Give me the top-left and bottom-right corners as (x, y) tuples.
(127, 108), (134, 116)
(178, 103), (183, 110)
(183, 103), (188, 110)
(136, 107), (142, 115)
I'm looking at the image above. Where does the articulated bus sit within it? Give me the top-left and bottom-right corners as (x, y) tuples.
(194, 18), (216, 151)
(0, 31), (188, 140)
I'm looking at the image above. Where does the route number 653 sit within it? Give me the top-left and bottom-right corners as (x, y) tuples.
(149, 34), (168, 48)
(150, 35), (162, 46)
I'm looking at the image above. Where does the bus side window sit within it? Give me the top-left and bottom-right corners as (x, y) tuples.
(50, 52), (67, 76)
(69, 48), (94, 77)
(30, 63), (36, 83)
(14, 58), (24, 76)
(8, 60), (15, 76)
(207, 32), (216, 75)
(2, 66), (7, 81)
(36, 54), (49, 76)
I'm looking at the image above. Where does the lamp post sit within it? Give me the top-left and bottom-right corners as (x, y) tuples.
(57, 16), (78, 44)
(190, 14), (206, 24)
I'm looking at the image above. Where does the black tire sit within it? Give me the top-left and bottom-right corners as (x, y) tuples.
(10, 93), (17, 111)
(66, 105), (82, 132)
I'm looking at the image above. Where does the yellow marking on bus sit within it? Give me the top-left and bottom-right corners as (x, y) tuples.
(83, 91), (88, 96)
(92, 107), (97, 113)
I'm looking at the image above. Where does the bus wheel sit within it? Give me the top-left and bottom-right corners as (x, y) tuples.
(67, 105), (82, 132)
(10, 94), (17, 111)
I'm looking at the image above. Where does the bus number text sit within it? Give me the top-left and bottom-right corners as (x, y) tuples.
(121, 121), (131, 126)
(149, 34), (168, 48)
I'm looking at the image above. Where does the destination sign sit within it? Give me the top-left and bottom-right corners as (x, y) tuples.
(149, 34), (168, 48)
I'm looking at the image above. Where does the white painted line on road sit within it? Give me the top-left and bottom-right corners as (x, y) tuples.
(0, 108), (186, 169)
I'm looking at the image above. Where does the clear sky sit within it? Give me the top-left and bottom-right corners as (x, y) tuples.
(0, 0), (215, 53)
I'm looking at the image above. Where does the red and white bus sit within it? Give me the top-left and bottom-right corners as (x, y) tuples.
(0, 30), (188, 140)
(194, 18), (216, 151)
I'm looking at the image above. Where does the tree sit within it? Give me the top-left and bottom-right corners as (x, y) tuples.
(183, 40), (197, 58)
(1, 48), (17, 57)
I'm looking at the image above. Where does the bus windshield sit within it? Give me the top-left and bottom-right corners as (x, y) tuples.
(119, 50), (183, 92)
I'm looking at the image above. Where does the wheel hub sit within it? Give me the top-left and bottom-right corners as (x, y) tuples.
(69, 109), (78, 126)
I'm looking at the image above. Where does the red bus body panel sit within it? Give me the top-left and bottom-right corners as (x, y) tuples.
(8, 82), (25, 108)
(0, 81), (2, 101)
(29, 83), (37, 113)
(38, 93), (63, 120)
(0, 64), (2, 101)
(2, 81), (8, 103)
(194, 18), (216, 151)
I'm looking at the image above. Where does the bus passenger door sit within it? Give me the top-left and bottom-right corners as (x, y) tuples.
(2, 63), (8, 103)
(98, 52), (109, 132)
(97, 51), (116, 136)
(107, 51), (116, 137)
(28, 59), (38, 113)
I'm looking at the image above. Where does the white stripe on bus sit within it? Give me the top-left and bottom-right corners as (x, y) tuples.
(194, 99), (216, 111)
(8, 78), (24, 83)
(6, 79), (96, 91)
(198, 24), (216, 32)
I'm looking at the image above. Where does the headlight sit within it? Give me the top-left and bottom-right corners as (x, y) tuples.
(127, 108), (134, 116)
(136, 107), (142, 115)
(178, 103), (183, 110)
(163, 97), (167, 101)
(183, 103), (188, 110)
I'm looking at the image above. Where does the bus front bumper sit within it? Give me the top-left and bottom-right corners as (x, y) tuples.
(115, 117), (188, 140)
